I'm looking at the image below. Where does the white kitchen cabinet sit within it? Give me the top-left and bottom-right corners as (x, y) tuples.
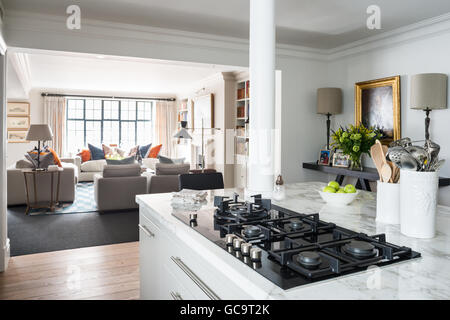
(139, 206), (251, 300)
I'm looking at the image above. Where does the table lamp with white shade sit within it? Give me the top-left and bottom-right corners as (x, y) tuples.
(410, 73), (448, 140)
(317, 88), (343, 150)
(26, 124), (53, 170)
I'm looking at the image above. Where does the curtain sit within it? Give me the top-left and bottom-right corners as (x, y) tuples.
(154, 101), (176, 158)
(44, 96), (66, 156)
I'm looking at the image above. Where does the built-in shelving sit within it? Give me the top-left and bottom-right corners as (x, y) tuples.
(235, 78), (250, 188)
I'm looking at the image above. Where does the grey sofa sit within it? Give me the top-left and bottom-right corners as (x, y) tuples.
(145, 163), (190, 194)
(94, 164), (147, 211)
(7, 160), (78, 206)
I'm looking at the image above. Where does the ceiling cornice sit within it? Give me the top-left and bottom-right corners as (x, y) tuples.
(8, 52), (31, 97)
(3, 10), (450, 63)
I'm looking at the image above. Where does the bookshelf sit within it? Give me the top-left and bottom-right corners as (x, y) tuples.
(235, 78), (250, 188)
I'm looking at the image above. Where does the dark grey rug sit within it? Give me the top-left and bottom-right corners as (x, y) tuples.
(7, 206), (139, 256)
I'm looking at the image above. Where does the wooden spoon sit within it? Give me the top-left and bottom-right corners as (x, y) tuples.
(370, 141), (385, 181)
(381, 163), (392, 183)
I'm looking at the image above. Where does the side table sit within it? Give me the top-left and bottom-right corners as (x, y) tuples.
(22, 168), (63, 214)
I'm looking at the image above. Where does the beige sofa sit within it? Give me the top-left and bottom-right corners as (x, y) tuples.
(94, 164), (147, 211)
(72, 157), (106, 182)
(7, 159), (78, 206)
(144, 163), (190, 194)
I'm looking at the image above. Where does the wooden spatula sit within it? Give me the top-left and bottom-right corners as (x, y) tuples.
(381, 163), (392, 183)
(370, 140), (385, 181)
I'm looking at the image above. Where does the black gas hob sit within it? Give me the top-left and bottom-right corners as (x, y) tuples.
(172, 194), (421, 290)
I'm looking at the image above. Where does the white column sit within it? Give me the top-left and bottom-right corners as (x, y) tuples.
(247, 0), (275, 196)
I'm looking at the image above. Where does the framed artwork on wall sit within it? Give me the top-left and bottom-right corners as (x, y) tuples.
(355, 76), (401, 143)
(7, 116), (30, 130)
(7, 130), (28, 143)
(192, 93), (214, 129)
(7, 102), (30, 116)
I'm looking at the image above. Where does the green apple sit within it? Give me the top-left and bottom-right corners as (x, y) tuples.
(323, 186), (337, 193)
(344, 184), (356, 193)
(328, 181), (340, 191)
(337, 188), (346, 194)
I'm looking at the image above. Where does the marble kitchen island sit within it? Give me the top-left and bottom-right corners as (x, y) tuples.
(136, 182), (450, 300)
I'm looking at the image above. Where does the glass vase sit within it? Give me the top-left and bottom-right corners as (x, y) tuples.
(350, 155), (363, 171)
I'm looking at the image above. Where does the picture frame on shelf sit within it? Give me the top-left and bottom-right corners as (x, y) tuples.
(332, 151), (350, 168)
(355, 76), (401, 144)
(318, 149), (332, 166)
(7, 102), (30, 116)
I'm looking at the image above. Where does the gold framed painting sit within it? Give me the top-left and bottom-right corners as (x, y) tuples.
(355, 76), (401, 143)
(7, 102), (30, 116)
(7, 130), (28, 143)
(7, 116), (30, 130)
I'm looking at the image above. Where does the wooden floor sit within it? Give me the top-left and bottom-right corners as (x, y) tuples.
(0, 242), (140, 300)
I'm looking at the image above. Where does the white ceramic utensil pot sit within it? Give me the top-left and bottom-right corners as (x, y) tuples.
(399, 169), (439, 238)
(376, 181), (400, 224)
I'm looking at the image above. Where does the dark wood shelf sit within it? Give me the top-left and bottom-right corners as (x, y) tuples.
(302, 162), (450, 191)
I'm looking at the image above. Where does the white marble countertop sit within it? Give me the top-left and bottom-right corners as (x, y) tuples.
(136, 182), (450, 300)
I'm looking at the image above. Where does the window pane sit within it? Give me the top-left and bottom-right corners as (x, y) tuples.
(103, 121), (120, 145)
(137, 101), (152, 120)
(104, 100), (119, 120)
(120, 122), (136, 149)
(67, 99), (84, 119)
(137, 121), (152, 145)
(85, 99), (101, 120)
(121, 100), (136, 120)
(85, 121), (101, 146)
(67, 120), (85, 151)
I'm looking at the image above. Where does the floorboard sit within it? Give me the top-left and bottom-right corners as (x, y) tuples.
(0, 242), (140, 300)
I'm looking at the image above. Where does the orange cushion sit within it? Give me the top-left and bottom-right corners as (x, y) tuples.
(77, 149), (91, 163)
(148, 144), (162, 158)
(48, 147), (62, 167)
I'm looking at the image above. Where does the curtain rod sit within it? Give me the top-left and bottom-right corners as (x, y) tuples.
(41, 93), (176, 102)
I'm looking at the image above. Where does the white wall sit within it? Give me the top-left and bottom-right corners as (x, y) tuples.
(327, 31), (450, 205)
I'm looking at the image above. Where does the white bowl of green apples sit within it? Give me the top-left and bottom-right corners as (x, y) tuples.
(318, 181), (359, 206)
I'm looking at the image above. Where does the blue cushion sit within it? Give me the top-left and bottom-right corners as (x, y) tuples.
(106, 156), (136, 165)
(139, 143), (152, 158)
(88, 143), (105, 160)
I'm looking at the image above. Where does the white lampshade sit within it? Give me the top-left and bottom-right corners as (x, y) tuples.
(173, 128), (192, 139)
(26, 124), (53, 141)
(410, 73), (448, 110)
(317, 88), (343, 115)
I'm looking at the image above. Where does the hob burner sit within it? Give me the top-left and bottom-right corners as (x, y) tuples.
(243, 225), (262, 238)
(296, 251), (322, 269)
(343, 240), (377, 259)
(289, 219), (303, 230)
(214, 194), (271, 223)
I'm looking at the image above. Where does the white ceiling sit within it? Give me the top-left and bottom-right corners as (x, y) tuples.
(7, 51), (240, 98)
(4, 0), (450, 49)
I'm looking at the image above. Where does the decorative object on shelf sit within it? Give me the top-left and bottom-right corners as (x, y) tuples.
(7, 130), (28, 143)
(332, 150), (350, 168)
(331, 124), (381, 171)
(318, 149), (332, 166)
(7, 102), (30, 116)
(410, 73), (448, 141)
(355, 76), (401, 143)
(273, 175), (285, 200)
(317, 88), (342, 150)
(193, 93), (214, 130)
(25, 124), (53, 171)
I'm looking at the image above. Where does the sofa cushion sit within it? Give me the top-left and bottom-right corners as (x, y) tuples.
(148, 144), (162, 158)
(142, 157), (159, 170)
(47, 147), (62, 167)
(158, 155), (185, 164)
(80, 159), (107, 172)
(26, 151), (55, 169)
(155, 163), (190, 176)
(102, 144), (114, 157)
(88, 143), (105, 160)
(77, 149), (91, 162)
(15, 158), (34, 169)
(139, 143), (152, 158)
(127, 145), (139, 157)
(106, 156), (136, 165)
(103, 164), (141, 178)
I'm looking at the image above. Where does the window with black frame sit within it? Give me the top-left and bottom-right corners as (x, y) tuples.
(66, 98), (153, 152)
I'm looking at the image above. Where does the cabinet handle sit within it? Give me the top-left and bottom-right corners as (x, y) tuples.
(170, 291), (183, 300)
(171, 256), (220, 300)
(138, 224), (155, 238)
